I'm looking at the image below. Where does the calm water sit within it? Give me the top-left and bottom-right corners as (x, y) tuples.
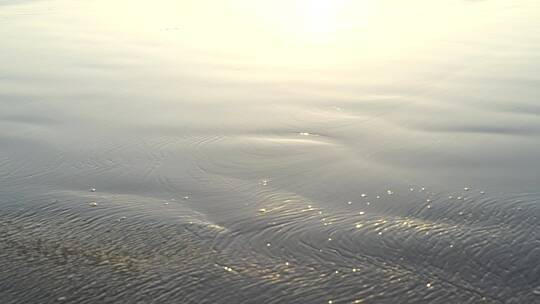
(1, 0), (540, 303)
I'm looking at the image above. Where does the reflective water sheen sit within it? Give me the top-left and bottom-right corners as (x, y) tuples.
(1, 0), (540, 303)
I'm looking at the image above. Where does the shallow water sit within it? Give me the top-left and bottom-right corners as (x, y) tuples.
(1, 0), (540, 303)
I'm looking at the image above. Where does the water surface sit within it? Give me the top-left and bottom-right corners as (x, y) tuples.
(1, 0), (540, 303)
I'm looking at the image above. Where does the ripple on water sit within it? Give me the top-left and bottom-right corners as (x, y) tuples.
(1, 182), (539, 303)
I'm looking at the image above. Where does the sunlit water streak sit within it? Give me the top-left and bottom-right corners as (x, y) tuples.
(1, 0), (540, 303)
